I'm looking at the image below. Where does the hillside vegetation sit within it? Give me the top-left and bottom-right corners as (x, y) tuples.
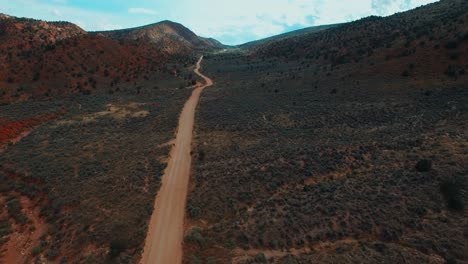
(96, 20), (224, 54)
(0, 15), (212, 104)
(0, 14), (208, 263)
(184, 0), (467, 263)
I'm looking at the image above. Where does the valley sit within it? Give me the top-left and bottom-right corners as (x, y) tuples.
(0, 0), (467, 263)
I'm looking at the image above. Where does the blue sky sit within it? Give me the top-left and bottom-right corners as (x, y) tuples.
(0, 0), (438, 45)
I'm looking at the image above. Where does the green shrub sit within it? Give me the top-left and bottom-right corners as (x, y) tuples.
(254, 253), (267, 263)
(440, 177), (465, 211)
(187, 203), (201, 218)
(415, 159), (432, 172)
(31, 244), (43, 256)
(206, 256), (216, 264)
(185, 227), (206, 247)
(198, 149), (206, 161)
(7, 198), (27, 224)
(0, 227), (12, 237)
(190, 255), (202, 264)
(444, 41), (458, 50)
(108, 240), (127, 259)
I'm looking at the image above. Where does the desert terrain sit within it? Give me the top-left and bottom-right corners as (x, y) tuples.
(0, 0), (467, 263)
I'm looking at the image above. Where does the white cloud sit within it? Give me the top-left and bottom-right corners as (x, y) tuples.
(50, 8), (62, 18)
(95, 18), (123, 31)
(128, 7), (158, 15)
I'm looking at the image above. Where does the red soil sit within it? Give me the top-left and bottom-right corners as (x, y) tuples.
(0, 113), (57, 151)
(0, 16), (169, 103)
(0, 195), (48, 264)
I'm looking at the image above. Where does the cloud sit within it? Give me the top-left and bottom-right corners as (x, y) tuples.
(95, 18), (123, 31)
(182, 0), (320, 44)
(371, 0), (430, 16)
(128, 7), (158, 15)
(371, 0), (399, 15)
(50, 8), (62, 18)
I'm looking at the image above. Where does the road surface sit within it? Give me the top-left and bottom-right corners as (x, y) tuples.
(140, 56), (213, 264)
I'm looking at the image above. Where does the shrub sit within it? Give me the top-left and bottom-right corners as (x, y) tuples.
(190, 255), (202, 264)
(198, 149), (206, 161)
(444, 41), (458, 50)
(415, 159), (432, 172)
(108, 240), (127, 259)
(7, 198), (27, 224)
(282, 255), (299, 264)
(440, 177), (464, 211)
(445, 256), (458, 264)
(31, 244), (43, 256)
(224, 239), (235, 249)
(0, 227), (11, 237)
(185, 228), (206, 247)
(46, 248), (59, 260)
(444, 65), (458, 78)
(449, 53), (460, 60)
(33, 72), (40, 81)
(254, 253), (267, 263)
(206, 257), (216, 264)
(187, 203), (201, 218)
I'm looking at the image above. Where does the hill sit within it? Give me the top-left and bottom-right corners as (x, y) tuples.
(0, 15), (168, 104)
(183, 0), (468, 263)
(239, 24), (339, 49)
(95, 20), (225, 54)
(0, 14), (202, 264)
(249, 0), (467, 80)
(0, 15), (221, 104)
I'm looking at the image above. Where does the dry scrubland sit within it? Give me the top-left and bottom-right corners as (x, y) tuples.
(0, 60), (201, 263)
(184, 0), (468, 263)
(0, 12), (211, 263)
(185, 55), (467, 264)
(0, 0), (467, 263)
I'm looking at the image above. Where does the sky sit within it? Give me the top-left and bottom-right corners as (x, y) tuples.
(0, 0), (438, 45)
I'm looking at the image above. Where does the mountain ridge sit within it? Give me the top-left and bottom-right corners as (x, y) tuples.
(94, 20), (225, 53)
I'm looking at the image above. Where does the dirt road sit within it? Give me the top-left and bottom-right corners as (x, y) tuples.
(140, 56), (213, 264)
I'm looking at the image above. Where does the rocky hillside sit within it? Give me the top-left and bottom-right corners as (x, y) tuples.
(0, 14), (85, 43)
(0, 15), (217, 104)
(183, 0), (468, 263)
(96, 20), (225, 54)
(248, 0), (467, 83)
(240, 24), (338, 49)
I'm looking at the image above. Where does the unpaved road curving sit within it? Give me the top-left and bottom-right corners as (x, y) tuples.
(141, 56), (213, 264)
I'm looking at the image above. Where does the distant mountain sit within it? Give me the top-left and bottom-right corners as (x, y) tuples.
(95, 21), (225, 54)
